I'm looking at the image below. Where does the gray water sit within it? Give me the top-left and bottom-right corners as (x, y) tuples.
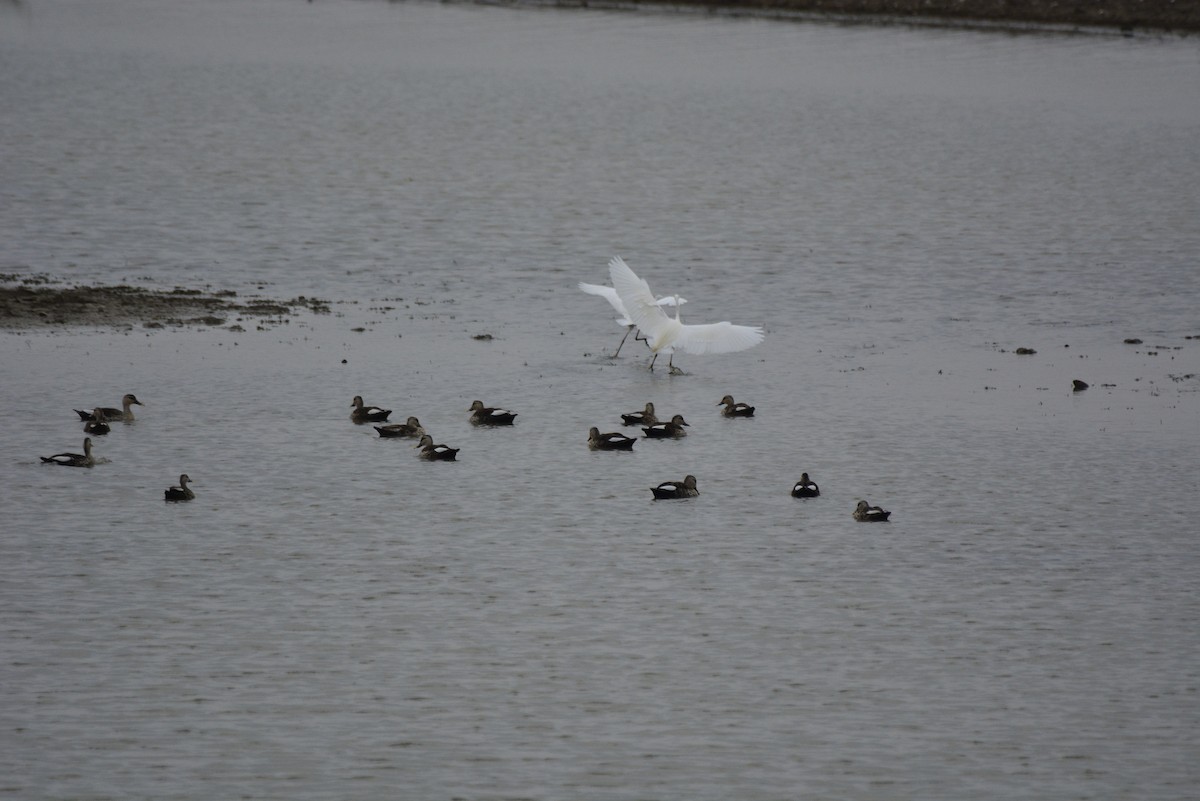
(2, 0), (1199, 798)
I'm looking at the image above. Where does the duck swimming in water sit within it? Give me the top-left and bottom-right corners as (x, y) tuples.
(415, 434), (459, 461)
(853, 500), (891, 522)
(620, 402), (657, 427)
(41, 437), (96, 468)
(791, 473), (820, 498)
(74, 393), (142, 422)
(374, 416), (425, 438)
(643, 414), (690, 439)
(588, 427), (636, 451)
(164, 474), (195, 502)
(651, 474), (699, 499)
(83, 409), (111, 436)
(468, 400), (517, 426)
(351, 395), (392, 423)
(718, 395), (755, 417)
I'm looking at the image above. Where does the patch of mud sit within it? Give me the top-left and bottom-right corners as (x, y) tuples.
(0, 274), (332, 332)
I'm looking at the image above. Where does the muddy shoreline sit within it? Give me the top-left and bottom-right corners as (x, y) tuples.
(0, 275), (331, 332)
(517, 0), (1199, 33)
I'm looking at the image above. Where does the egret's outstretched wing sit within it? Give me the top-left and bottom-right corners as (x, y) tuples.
(578, 282), (627, 318)
(674, 321), (765, 355)
(580, 278), (684, 327)
(609, 256), (670, 338)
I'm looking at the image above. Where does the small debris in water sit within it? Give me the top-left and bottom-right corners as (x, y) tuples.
(1015, 347), (1037, 355)
(1073, 379), (1089, 392)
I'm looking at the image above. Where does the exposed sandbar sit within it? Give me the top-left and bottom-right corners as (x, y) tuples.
(0, 275), (329, 332)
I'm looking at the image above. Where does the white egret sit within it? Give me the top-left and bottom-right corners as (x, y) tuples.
(578, 281), (686, 357)
(608, 256), (764, 373)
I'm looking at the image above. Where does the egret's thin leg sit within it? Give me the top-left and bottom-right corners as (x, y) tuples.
(612, 326), (635, 358)
(648, 352), (658, 371)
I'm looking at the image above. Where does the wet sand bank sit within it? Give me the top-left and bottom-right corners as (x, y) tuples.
(0, 275), (330, 332)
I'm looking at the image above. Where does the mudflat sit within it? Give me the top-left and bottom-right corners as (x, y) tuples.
(0, 275), (329, 332)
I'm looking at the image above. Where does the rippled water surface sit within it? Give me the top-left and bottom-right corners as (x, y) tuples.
(2, 1), (1199, 798)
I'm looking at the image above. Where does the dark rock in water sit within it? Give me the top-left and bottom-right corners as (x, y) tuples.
(1073, 379), (1089, 392)
(1015, 347), (1037, 355)
(1124, 338), (1143, 344)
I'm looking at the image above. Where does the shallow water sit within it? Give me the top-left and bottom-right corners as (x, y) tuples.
(2, 1), (1199, 799)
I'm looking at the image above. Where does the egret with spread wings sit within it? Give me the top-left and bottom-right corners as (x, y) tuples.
(578, 281), (685, 358)
(608, 256), (764, 373)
